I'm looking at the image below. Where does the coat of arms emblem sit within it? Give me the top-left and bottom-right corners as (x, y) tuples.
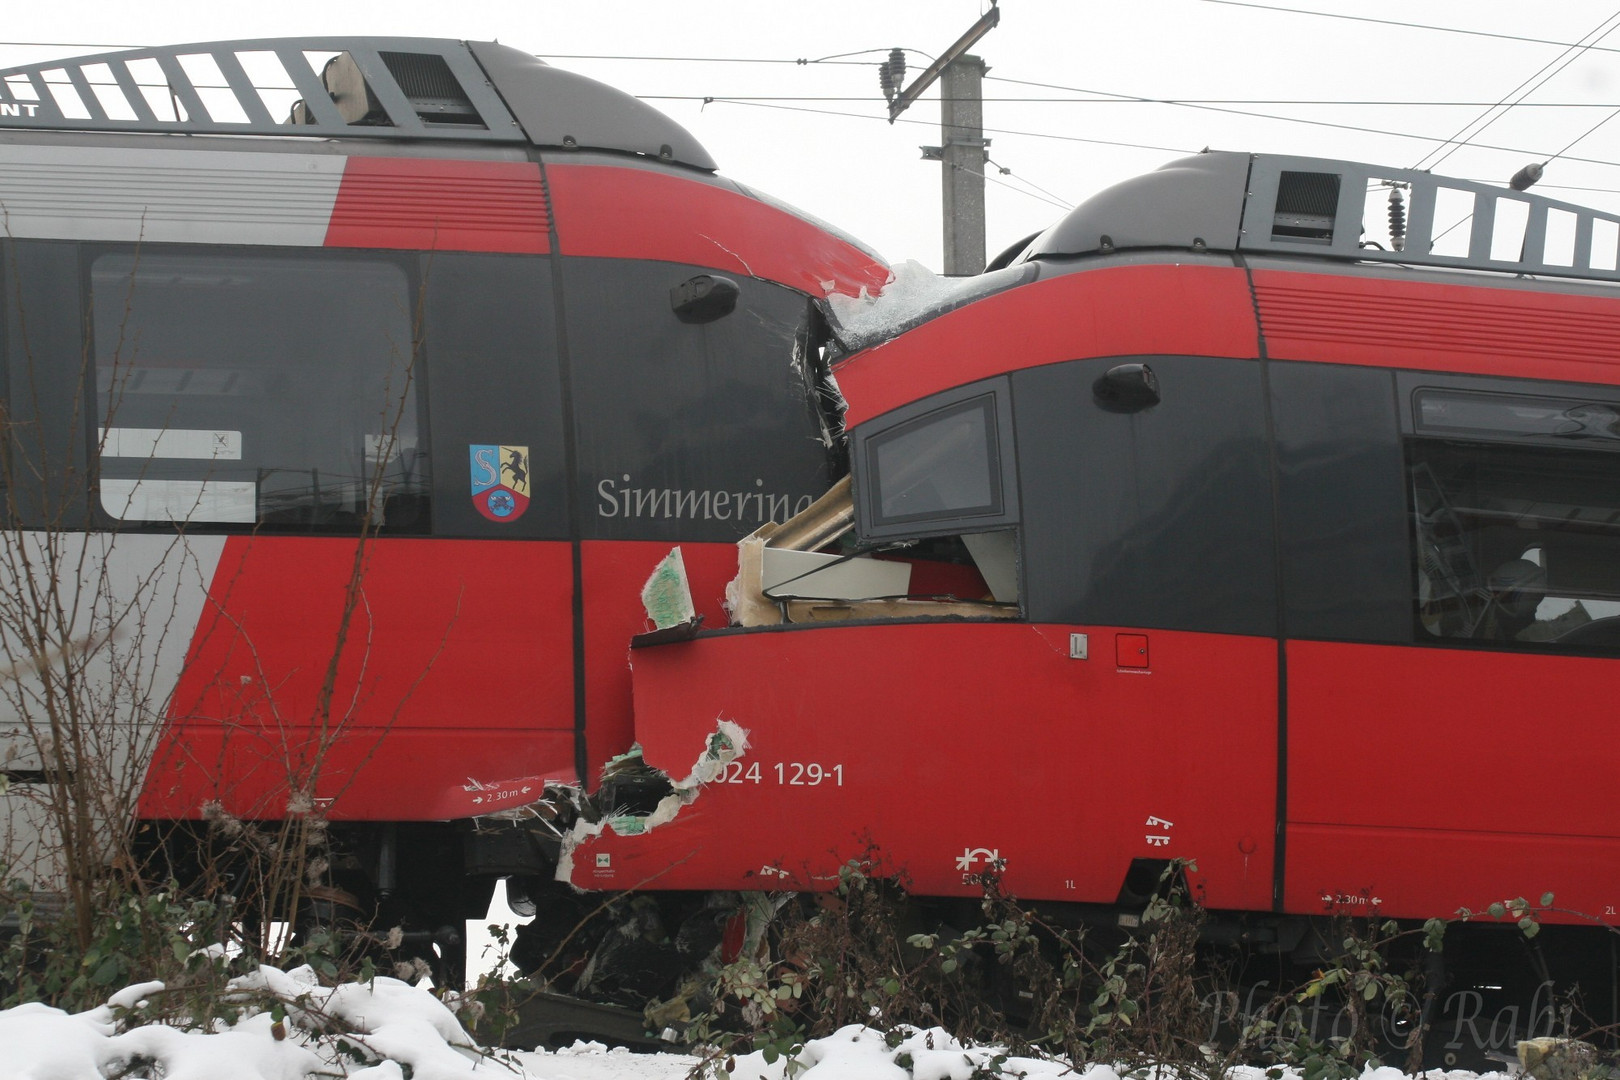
(469, 445), (530, 522)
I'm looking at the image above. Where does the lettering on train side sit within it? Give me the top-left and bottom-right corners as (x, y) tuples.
(596, 475), (815, 522)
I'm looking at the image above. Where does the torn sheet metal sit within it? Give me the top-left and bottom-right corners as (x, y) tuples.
(556, 719), (748, 886)
(640, 547), (696, 631)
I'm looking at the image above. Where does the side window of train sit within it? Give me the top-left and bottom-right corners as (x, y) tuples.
(851, 378), (1021, 606)
(1405, 381), (1620, 650)
(89, 250), (428, 533)
(855, 379), (1018, 542)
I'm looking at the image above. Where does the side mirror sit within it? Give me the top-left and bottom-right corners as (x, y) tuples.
(670, 274), (740, 323)
(1093, 362), (1160, 413)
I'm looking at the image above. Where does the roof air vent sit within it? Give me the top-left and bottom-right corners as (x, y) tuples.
(1272, 170), (1340, 244)
(288, 50), (484, 128)
(381, 51), (482, 126)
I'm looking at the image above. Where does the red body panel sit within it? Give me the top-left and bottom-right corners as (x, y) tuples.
(325, 157), (550, 254)
(834, 264), (1260, 427)
(545, 164), (888, 297)
(1253, 269), (1620, 385)
(140, 537), (749, 820)
(571, 623), (1277, 910)
(141, 537), (574, 820)
(1285, 640), (1620, 921)
(578, 540), (749, 787)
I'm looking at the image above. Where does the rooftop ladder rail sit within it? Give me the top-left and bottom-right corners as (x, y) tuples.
(1244, 155), (1620, 284)
(0, 37), (524, 143)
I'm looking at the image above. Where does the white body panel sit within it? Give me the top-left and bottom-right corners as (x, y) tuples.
(0, 531), (226, 891)
(0, 143), (344, 245)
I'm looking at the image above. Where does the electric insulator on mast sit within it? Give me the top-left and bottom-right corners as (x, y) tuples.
(879, 47), (906, 105)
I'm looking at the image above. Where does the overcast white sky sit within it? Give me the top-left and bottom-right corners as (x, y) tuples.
(7, 2), (1620, 270)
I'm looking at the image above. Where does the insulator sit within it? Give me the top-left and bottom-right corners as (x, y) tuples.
(880, 47), (906, 103)
(1388, 186), (1407, 253)
(1510, 162), (1544, 191)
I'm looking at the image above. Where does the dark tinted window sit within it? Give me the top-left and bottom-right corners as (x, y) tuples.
(853, 379), (1019, 543)
(91, 251), (427, 531)
(871, 394), (999, 525)
(422, 254), (566, 540)
(1410, 436), (1620, 649)
(1270, 362), (1409, 643)
(564, 259), (834, 542)
(1, 242), (86, 527)
(1014, 356), (1275, 635)
(1415, 388), (1620, 445)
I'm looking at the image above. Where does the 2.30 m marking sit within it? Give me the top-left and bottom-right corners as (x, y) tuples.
(719, 761), (844, 786)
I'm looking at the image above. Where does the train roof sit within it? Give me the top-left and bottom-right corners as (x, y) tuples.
(1018, 150), (1620, 286)
(0, 37), (716, 170)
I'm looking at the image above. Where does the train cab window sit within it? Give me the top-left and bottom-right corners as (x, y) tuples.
(855, 381), (1019, 543)
(780, 379), (1025, 617)
(90, 252), (428, 532)
(1408, 388), (1620, 649)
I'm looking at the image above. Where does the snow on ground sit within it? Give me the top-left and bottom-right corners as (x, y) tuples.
(0, 966), (1521, 1080)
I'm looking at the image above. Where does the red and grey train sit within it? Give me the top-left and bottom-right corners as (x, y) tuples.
(575, 152), (1620, 1054)
(0, 37), (883, 976)
(3, 33), (1618, 1053)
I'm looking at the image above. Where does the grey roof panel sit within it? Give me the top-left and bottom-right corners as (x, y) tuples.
(1024, 152), (1250, 259)
(469, 41), (715, 170)
(1024, 150), (1620, 285)
(0, 37), (718, 169)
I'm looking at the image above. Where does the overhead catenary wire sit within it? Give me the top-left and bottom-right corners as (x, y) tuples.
(0, 41), (141, 51)
(536, 52), (878, 66)
(986, 156), (1074, 209)
(1197, 1), (1620, 57)
(972, 72), (1620, 175)
(644, 94), (1620, 107)
(519, 44), (1620, 176)
(14, 38), (1620, 173)
(945, 159), (1073, 211)
(1412, 7), (1620, 172)
(703, 97), (1195, 156)
(695, 96), (1620, 180)
(1545, 105), (1620, 168)
(12, 36), (1620, 198)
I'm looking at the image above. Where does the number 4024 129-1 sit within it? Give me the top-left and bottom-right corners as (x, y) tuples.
(719, 761), (844, 786)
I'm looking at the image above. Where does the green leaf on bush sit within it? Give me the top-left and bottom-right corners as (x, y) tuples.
(1540, 892), (1555, 907)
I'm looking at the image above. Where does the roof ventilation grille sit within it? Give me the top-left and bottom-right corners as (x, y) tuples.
(1272, 170), (1340, 244)
(381, 51), (481, 126)
(289, 50), (484, 128)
